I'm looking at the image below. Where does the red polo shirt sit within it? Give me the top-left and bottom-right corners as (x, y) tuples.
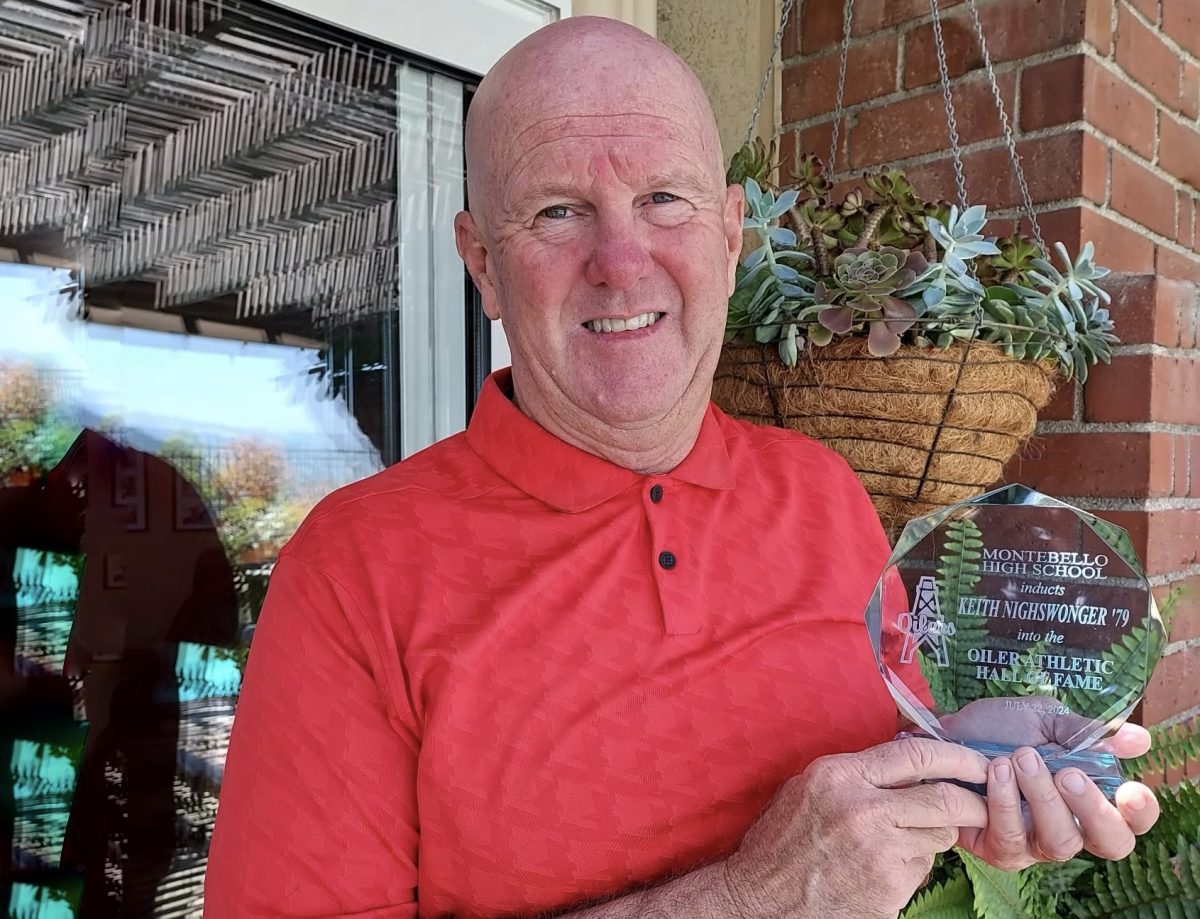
(205, 369), (908, 918)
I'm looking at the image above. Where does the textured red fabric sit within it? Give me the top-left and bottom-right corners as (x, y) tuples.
(205, 369), (908, 918)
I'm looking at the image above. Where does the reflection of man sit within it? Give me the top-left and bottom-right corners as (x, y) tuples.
(206, 18), (1158, 919)
(1, 430), (238, 916)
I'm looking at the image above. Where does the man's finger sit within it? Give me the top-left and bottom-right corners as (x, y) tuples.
(1055, 769), (1136, 860)
(983, 757), (1033, 867)
(904, 825), (961, 856)
(1115, 781), (1160, 836)
(1102, 724), (1152, 759)
(1012, 747), (1083, 862)
(859, 737), (989, 789)
(892, 781), (988, 830)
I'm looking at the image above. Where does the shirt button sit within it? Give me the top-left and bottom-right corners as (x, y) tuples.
(658, 551), (677, 570)
(650, 484), (664, 503)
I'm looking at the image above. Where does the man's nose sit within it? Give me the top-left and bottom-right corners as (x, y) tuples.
(583, 214), (653, 291)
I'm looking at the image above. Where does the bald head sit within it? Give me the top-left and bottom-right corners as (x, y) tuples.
(465, 17), (724, 233)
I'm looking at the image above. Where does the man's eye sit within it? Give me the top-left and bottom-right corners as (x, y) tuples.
(649, 192), (678, 205)
(539, 205), (570, 219)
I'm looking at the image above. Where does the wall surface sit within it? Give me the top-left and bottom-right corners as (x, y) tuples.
(780, 0), (1200, 743)
(575, 0), (658, 34)
(659, 0), (778, 158)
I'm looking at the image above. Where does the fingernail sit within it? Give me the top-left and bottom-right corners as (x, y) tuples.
(1017, 751), (1040, 776)
(994, 760), (1012, 782)
(1127, 793), (1148, 811)
(1061, 771), (1088, 795)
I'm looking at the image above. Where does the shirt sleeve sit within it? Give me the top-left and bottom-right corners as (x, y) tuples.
(204, 553), (420, 917)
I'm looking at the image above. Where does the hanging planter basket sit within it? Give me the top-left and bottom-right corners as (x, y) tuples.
(712, 338), (1056, 536)
(720, 0), (1117, 537)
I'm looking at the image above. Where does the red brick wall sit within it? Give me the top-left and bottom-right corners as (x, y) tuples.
(780, 0), (1200, 733)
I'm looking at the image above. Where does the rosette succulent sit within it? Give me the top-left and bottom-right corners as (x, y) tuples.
(814, 247), (929, 356)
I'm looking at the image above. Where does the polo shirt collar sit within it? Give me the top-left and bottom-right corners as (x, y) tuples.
(466, 370), (736, 513)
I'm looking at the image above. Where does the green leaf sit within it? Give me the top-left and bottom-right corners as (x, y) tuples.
(1125, 720), (1200, 783)
(1068, 832), (1200, 917)
(935, 518), (987, 707)
(962, 852), (1036, 919)
(901, 871), (976, 919)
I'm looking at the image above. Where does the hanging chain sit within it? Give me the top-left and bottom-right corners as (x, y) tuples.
(929, 0), (969, 209)
(827, 0), (856, 173)
(744, 0), (798, 147)
(964, 0), (1045, 251)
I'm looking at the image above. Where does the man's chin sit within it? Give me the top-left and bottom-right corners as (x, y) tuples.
(574, 373), (697, 428)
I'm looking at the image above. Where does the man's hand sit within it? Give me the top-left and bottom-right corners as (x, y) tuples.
(954, 719), (1159, 870)
(723, 737), (990, 919)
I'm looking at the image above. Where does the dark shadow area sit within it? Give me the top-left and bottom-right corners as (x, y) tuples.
(0, 431), (238, 917)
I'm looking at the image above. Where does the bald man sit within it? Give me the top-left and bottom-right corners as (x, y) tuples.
(206, 18), (1158, 918)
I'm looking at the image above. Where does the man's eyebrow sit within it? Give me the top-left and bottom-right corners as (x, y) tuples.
(516, 172), (716, 203)
(646, 171), (717, 197)
(517, 181), (582, 202)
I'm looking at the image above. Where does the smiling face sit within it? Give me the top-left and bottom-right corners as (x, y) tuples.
(455, 19), (743, 452)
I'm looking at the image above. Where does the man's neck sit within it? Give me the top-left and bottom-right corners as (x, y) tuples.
(510, 379), (707, 476)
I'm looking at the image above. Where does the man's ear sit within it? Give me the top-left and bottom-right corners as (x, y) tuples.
(723, 182), (746, 297)
(454, 211), (501, 320)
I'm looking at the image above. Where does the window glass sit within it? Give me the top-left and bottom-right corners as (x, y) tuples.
(0, 1), (471, 913)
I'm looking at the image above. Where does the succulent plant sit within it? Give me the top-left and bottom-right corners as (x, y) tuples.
(730, 178), (815, 365)
(726, 165), (1120, 381)
(789, 152), (831, 199)
(815, 247), (928, 356)
(979, 234), (1043, 287)
(726, 137), (779, 188)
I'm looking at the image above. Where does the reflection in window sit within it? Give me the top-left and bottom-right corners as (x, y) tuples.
(0, 0), (472, 913)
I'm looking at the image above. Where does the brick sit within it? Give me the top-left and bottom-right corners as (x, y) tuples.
(1082, 207), (1157, 273)
(1021, 55), (1085, 131)
(1017, 208), (1158, 276)
(1184, 62), (1200, 121)
(1157, 246), (1200, 285)
(1040, 379), (1077, 421)
(904, 0), (1087, 89)
(1093, 511), (1150, 569)
(1175, 435), (1192, 496)
(1007, 432), (1173, 499)
(1127, 0), (1160, 23)
(1112, 150), (1177, 239)
(1159, 575), (1200, 643)
(1100, 274), (1192, 347)
(852, 0), (962, 36)
(1084, 57), (1158, 160)
(1164, 0), (1200, 59)
(1143, 646), (1200, 725)
(1158, 356), (1200, 425)
(1148, 508), (1200, 572)
(786, 0), (844, 57)
(849, 74), (1016, 168)
(1086, 354), (1200, 425)
(781, 35), (898, 122)
(794, 120), (848, 170)
(1084, 354), (1154, 422)
(1025, 206), (1084, 254)
(1116, 5), (1183, 109)
(1102, 508), (1200, 576)
(904, 132), (1103, 212)
(1160, 115), (1200, 191)
(1086, 0), (1114, 55)
(1179, 191), (1195, 247)
(1194, 434), (1200, 496)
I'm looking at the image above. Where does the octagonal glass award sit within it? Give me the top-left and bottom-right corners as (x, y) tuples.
(865, 483), (1166, 797)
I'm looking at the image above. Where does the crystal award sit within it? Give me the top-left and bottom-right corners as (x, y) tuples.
(864, 483), (1166, 798)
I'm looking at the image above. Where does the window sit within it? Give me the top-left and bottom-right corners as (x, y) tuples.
(0, 0), (477, 912)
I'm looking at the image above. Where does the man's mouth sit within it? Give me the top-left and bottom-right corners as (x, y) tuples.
(582, 312), (664, 334)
